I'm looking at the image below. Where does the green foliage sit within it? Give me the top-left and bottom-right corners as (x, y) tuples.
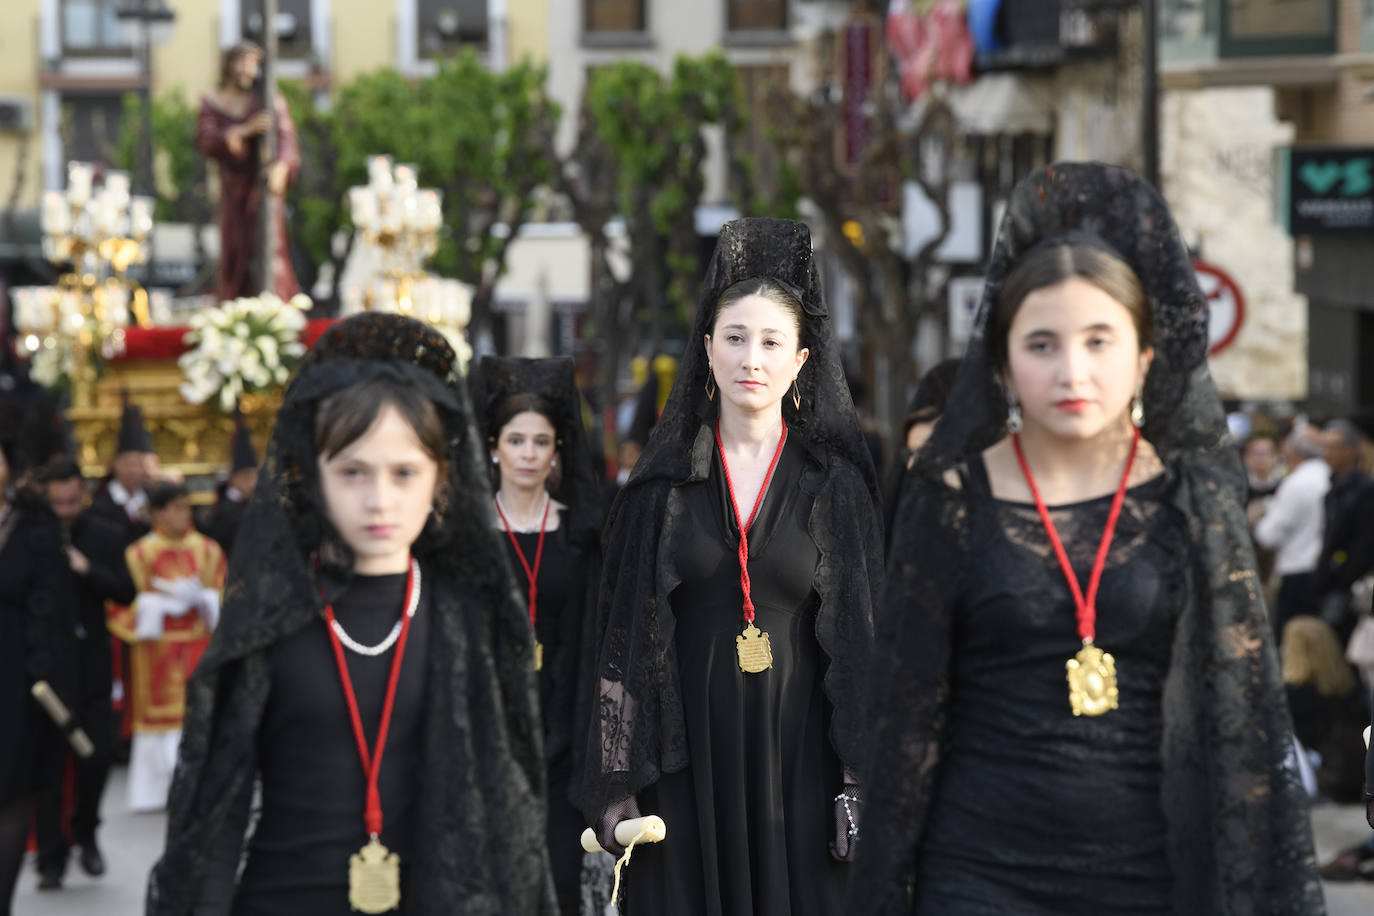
(578, 52), (800, 330)
(114, 90), (201, 221)
(323, 52), (559, 284)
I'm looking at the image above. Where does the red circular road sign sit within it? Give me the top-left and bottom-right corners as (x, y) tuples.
(1193, 259), (1246, 356)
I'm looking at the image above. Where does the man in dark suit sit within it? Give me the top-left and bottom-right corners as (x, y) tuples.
(203, 411), (258, 557)
(1313, 419), (1374, 642)
(89, 404), (155, 548)
(34, 456), (136, 889)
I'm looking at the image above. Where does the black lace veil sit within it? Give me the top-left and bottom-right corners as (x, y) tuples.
(573, 218), (882, 822)
(857, 163), (1323, 913)
(147, 313), (555, 915)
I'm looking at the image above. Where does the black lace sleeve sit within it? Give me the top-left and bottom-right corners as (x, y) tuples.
(849, 476), (965, 913)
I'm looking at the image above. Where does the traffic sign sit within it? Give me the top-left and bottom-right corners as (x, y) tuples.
(1193, 259), (1245, 356)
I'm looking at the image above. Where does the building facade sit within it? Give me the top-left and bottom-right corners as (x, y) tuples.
(0, 0), (546, 212)
(1161, 0), (1374, 410)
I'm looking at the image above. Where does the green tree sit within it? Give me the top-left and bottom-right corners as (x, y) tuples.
(554, 52), (797, 425)
(763, 71), (958, 466)
(285, 52), (559, 329)
(114, 90), (205, 224)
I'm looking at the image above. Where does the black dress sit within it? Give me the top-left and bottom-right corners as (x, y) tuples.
(0, 506), (63, 805)
(914, 459), (1186, 914)
(500, 523), (586, 914)
(232, 570), (431, 915)
(625, 439), (846, 916)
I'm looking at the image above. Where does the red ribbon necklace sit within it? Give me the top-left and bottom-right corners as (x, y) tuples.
(495, 492), (551, 669)
(716, 419), (788, 666)
(321, 558), (419, 841)
(1012, 427), (1140, 716)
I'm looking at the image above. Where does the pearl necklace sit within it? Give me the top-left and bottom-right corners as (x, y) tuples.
(328, 558), (422, 657)
(495, 491), (550, 533)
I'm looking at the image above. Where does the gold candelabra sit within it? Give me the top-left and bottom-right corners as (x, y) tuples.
(15, 162), (156, 405)
(343, 156), (472, 368)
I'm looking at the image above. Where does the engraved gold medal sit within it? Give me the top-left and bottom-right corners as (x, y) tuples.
(348, 836), (402, 913)
(1066, 641), (1119, 717)
(736, 623), (774, 673)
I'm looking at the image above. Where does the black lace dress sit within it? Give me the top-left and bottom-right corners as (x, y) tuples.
(913, 459), (1187, 913)
(625, 438), (847, 916)
(500, 523), (586, 915)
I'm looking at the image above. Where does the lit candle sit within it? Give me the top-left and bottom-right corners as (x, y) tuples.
(67, 162), (93, 207)
(42, 191), (70, 235)
(104, 171), (131, 204)
(130, 197), (154, 239)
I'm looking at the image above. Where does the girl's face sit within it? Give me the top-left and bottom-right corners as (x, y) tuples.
(704, 294), (809, 418)
(1004, 277), (1152, 442)
(492, 411), (557, 493)
(318, 404), (440, 575)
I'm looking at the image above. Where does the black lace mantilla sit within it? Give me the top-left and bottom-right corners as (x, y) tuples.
(854, 163), (1324, 914)
(572, 218), (883, 823)
(146, 314), (556, 915)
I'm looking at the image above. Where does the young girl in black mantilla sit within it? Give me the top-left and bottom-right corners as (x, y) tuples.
(146, 313), (556, 915)
(853, 163), (1324, 915)
(576, 218), (883, 916)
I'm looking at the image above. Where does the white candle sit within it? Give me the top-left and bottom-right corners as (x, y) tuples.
(67, 162), (93, 207)
(42, 191), (70, 235)
(130, 197), (154, 239)
(103, 171), (131, 204)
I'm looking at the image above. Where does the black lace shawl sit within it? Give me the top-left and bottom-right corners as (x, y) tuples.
(470, 355), (604, 763)
(854, 163), (1324, 914)
(145, 314), (556, 915)
(572, 218), (883, 821)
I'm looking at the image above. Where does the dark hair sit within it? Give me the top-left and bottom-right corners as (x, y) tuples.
(902, 358), (961, 437)
(992, 243), (1151, 367)
(219, 41), (263, 90)
(42, 455), (83, 485)
(314, 375), (446, 464)
(711, 277), (806, 347)
(148, 481), (189, 510)
(487, 392), (561, 489)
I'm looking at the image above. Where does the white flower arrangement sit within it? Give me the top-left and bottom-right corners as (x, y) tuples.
(29, 338), (76, 389)
(179, 293), (311, 412)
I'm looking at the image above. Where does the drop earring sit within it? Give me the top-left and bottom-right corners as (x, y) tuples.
(705, 364), (717, 401)
(1130, 388), (1145, 428)
(491, 455), (499, 465)
(1006, 394), (1024, 434)
(791, 379), (801, 411)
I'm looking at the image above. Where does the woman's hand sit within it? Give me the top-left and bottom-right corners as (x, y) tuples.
(831, 782), (861, 862)
(597, 795), (642, 856)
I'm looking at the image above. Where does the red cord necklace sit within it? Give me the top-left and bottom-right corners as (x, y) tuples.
(715, 419), (788, 674)
(1012, 427), (1140, 717)
(495, 491), (551, 671)
(321, 556), (418, 912)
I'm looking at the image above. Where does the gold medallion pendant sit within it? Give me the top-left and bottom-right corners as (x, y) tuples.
(1065, 641), (1119, 717)
(736, 623), (773, 673)
(534, 640), (544, 671)
(348, 836), (401, 913)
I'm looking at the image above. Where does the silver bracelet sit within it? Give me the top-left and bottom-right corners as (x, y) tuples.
(834, 791), (860, 838)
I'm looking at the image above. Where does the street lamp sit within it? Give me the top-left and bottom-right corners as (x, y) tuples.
(115, 0), (176, 282)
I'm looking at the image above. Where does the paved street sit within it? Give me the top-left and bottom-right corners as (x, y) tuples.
(13, 767), (1374, 914)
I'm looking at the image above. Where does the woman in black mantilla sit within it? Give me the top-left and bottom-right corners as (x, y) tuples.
(575, 218), (883, 916)
(146, 313), (556, 915)
(853, 163), (1324, 914)
(470, 356), (605, 915)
